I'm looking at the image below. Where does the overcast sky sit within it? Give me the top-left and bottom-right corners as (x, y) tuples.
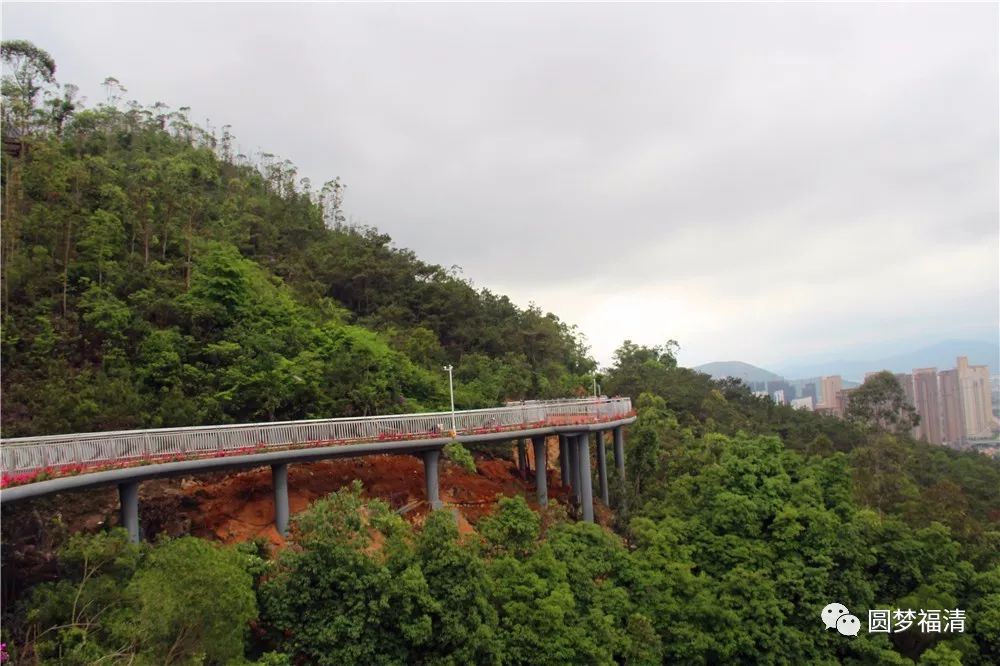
(4, 2), (998, 368)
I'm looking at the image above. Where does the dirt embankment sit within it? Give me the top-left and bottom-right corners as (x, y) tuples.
(1, 436), (610, 603)
(184, 452), (562, 546)
(4, 437), (584, 547)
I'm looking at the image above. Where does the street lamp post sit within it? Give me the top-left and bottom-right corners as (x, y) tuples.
(444, 365), (457, 436)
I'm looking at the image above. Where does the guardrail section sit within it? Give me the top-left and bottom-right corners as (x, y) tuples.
(1, 397), (633, 477)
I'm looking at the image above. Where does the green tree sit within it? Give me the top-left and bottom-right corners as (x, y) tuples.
(127, 537), (257, 664)
(478, 496), (541, 559)
(260, 486), (437, 665)
(443, 441), (477, 474)
(603, 340), (678, 400)
(846, 371), (920, 435)
(851, 434), (918, 516)
(413, 510), (500, 664)
(23, 529), (145, 665)
(1, 39), (57, 138)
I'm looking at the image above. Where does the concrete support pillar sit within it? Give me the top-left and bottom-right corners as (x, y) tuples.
(559, 435), (570, 487)
(423, 449), (443, 510)
(596, 430), (609, 505)
(576, 433), (594, 523)
(532, 435), (548, 507)
(613, 426), (626, 478)
(272, 463), (289, 536)
(517, 438), (528, 478)
(118, 481), (140, 543)
(568, 435), (579, 502)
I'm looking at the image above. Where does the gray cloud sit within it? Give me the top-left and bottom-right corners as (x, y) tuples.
(3, 2), (997, 367)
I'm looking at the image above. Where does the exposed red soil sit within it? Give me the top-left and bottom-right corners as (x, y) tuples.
(1, 437), (617, 609)
(177, 439), (579, 547)
(2, 435), (598, 558)
(181, 455), (508, 547)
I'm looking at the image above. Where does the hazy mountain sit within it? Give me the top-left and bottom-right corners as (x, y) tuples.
(772, 339), (999, 383)
(693, 361), (783, 384)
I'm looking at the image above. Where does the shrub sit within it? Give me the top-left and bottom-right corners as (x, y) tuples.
(444, 441), (477, 474)
(128, 536), (257, 664)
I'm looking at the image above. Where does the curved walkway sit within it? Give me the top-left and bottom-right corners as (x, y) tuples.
(1, 398), (635, 540)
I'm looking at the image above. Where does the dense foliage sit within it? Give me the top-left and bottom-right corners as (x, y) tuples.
(8, 418), (998, 665)
(3, 41), (998, 665)
(14, 531), (256, 665)
(0, 44), (594, 437)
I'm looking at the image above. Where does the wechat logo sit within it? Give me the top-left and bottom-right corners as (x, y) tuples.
(822, 602), (860, 637)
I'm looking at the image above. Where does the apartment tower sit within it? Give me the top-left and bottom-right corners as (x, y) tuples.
(956, 356), (993, 439)
(911, 368), (943, 445)
(939, 369), (966, 447)
(819, 376), (843, 412)
(895, 373), (917, 438)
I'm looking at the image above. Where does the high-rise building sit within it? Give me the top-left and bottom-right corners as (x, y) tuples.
(956, 356), (993, 439)
(894, 373), (918, 438)
(992, 375), (1000, 419)
(806, 358), (994, 445)
(772, 389), (786, 405)
(835, 388), (856, 417)
(767, 380), (795, 401)
(939, 369), (966, 448)
(801, 383), (818, 402)
(819, 376), (843, 410)
(912, 368), (943, 445)
(790, 396), (815, 411)
(894, 373), (915, 406)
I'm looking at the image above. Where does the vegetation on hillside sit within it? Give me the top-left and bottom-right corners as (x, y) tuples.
(2, 41), (998, 664)
(1, 41), (594, 438)
(7, 368), (999, 664)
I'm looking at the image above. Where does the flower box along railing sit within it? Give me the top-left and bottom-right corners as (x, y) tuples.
(1, 397), (634, 488)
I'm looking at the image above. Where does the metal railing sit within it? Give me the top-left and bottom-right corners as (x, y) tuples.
(1, 397), (632, 476)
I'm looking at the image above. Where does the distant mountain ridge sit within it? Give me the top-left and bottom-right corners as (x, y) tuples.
(694, 340), (997, 385)
(692, 361), (782, 384)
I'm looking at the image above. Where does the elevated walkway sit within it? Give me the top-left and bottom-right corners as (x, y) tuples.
(1, 397), (635, 540)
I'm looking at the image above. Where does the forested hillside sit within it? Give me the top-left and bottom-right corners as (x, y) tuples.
(1, 41), (594, 438)
(2, 42), (999, 665)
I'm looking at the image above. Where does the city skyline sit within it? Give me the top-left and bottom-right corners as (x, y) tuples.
(698, 338), (997, 386)
(751, 356), (997, 451)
